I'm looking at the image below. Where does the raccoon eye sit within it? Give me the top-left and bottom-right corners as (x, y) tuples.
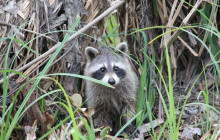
(113, 66), (118, 71)
(100, 67), (106, 72)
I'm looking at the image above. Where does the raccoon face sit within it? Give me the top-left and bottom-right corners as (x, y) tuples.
(90, 61), (126, 85)
(85, 42), (128, 86)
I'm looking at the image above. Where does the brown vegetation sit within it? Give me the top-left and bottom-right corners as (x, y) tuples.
(0, 0), (219, 139)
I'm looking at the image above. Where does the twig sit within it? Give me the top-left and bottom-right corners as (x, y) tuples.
(0, 21), (57, 42)
(177, 36), (199, 56)
(0, 0), (126, 84)
(164, 0), (203, 48)
(4, 42), (75, 100)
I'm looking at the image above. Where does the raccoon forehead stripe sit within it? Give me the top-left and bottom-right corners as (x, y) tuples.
(88, 63), (106, 73)
(113, 62), (126, 69)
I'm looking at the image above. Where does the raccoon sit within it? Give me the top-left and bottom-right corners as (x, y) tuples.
(84, 42), (139, 137)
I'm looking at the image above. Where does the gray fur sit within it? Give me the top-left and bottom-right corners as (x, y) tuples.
(116, 42), (128, 53)
(85, 46), (99, 62)
(84, 42), (139, 135)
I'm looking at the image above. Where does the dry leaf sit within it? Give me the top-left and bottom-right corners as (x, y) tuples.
(69, 93), (82, 108)
(60, 124), (71, 140)
(181, 126), (201, 139)
(44, 110), (54, 126)
(48, 124), (71, 140)
(184, 106), (199, 115)
(77, 119), (85, 131)
(200, 105), (219, 122)
(138, 118), (164, 138)
(79, 107), (95, 117)
(198, 79), (214, 91)
(21, 0), (30, 19)
(48, 130), (57, 140)
(25, 120), (37, 140)
(3, 1), (19, 17)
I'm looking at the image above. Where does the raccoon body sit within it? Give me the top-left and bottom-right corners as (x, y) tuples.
(84, 42), (139, 136)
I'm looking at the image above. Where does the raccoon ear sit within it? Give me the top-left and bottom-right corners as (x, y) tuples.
(85, 47), (99, 61)
(116, 42), (128, 54)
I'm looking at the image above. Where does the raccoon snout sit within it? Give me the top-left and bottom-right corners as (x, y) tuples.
(108, 78), (116, 85)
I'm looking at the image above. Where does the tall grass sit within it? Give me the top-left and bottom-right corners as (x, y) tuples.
(1, 17), (84, 140)
(1, 21), (29, 140)
(134, 24), (220, 139)
(1, 1), (220, 139)
(130, 1), (220, 138)
(0, 16), (117, 139)
(1, 27), (219, 140)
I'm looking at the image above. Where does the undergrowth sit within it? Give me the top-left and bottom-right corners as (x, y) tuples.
(0, 1), (220, 140)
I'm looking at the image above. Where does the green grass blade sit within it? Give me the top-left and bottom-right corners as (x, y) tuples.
(1, 21), (27, 140)
(113, 111), (142, 140)
(39, 115), (71, 140)
(5, 17), (80, 140)
(80, 118), (95, 140)
(48, 73), (113, 88)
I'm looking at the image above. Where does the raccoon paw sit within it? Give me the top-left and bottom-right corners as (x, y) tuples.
(124, 124), (139, 139)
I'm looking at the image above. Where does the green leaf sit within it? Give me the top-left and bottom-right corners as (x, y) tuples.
(100, 126), (110, 138)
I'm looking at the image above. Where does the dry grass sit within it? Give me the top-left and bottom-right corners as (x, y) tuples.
(0, 0), (219, 139)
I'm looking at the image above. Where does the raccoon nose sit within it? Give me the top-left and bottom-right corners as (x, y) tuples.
(108, 78), (115, 85)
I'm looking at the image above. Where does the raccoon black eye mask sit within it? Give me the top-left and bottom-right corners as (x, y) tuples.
(84, 42), (139, 138)
(91, 65), (126, 81)
(114, 66), (126, 78)
(91, 67), (106, 80)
